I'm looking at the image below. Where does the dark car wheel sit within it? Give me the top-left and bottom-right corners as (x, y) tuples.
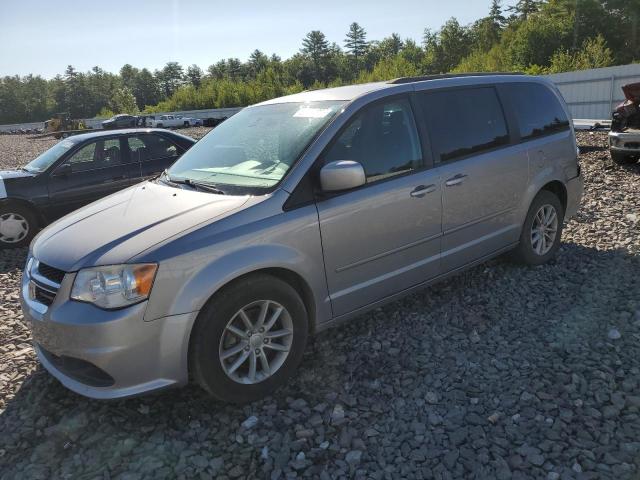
(191, 274), (309, 404)
(511, 190), (565, 266)
(0, 204), (37, 248)
(611, 150), (637, 164)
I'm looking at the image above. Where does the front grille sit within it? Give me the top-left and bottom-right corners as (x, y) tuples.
(33, 284), (56, 306)
(37, 262), (66, 284)
(624, 141), (640, 149)
(29, 259), (65, 307)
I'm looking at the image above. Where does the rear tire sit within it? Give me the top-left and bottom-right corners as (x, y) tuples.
(611, 150), (637, 164)
(0, 203), (37, 249)
(511, 190), (564, 266)
(190, 274), (309, 403)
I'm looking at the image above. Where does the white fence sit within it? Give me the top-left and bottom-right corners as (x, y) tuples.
(546, 64), (640, 120)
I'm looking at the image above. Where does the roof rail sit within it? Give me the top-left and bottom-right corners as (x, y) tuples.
(387, 72), (525, 85)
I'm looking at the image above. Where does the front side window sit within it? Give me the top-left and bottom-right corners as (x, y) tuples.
(419, 87), (509, 162)
(324, 98), (422, 183)
(503, 83), (570, 140)
(168, 101), (345, 191)
(128, 134), (178, 161)
(64, 139), (122, 173)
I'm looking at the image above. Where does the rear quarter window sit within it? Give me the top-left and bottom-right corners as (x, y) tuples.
(502, 82), (570, 140)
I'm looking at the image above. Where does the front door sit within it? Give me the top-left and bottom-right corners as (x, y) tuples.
(316, 97), (442, 317)
(416, 86), (528, 272)
(46, 138), (131, 220)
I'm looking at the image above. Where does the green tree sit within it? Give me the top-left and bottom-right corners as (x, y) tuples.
(301, 30), (330, 82)
(186, 64), (203, 87)
(344, 22), (368, 61)
(507, 0), (543, 20)
(156, 62), (184, 97)
(109, 86), (139, 114)
(548, 34), (614, 72)
(425, 18), (472, 73)
(248, 49), (269, 78)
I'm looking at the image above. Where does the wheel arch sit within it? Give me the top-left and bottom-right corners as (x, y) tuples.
(539, 180), (567, 213)
(194, 267), (318, 335)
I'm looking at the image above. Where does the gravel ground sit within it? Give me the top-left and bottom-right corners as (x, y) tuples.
(0, 130), (638, 480)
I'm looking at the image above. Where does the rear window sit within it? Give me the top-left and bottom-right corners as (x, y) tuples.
(418, 87), (509, 162)
(503, 82), (570, 140)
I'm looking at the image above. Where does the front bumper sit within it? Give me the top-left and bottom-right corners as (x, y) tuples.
(609, 131), (640, 153)
(21, 267), (198, 399)
(565, 170), (584, 221)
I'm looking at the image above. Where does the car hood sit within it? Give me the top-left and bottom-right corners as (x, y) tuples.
(0, 169), (35, 198)
(32, 181), (250, 272)
(0, 169), (35, 180)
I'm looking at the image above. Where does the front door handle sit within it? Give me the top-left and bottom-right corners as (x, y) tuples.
(410, 184), (436, 198)
(445, 174), (467, 187)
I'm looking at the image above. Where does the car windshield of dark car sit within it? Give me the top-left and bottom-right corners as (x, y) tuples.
(23, 139), (75, 173)
(167, 101), (345, 191)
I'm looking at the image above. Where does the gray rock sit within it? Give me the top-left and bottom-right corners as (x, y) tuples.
(345, 450), (362, 466)
(608, 328), (622, 340)
(241, 416), (258, 429)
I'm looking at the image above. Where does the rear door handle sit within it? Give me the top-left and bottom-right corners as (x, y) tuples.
(410, 184), (436, 198)
(445, 174), (467, 187)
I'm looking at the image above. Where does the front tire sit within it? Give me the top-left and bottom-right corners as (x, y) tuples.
(190, 274), (309, 403)
(511, 190), (564, 266)
(0, 203), (37, 248)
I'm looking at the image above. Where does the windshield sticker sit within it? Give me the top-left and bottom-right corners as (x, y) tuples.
(293, 107), (333, 119)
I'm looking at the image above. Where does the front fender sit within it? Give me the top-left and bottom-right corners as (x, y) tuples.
(142, 203), (330, 328)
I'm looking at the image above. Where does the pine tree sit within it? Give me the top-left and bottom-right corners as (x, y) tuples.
(489, 0), (505, 27)
(301, 30), (330, 82)
(344, 22), (368, 60)
(507, 0), (542, 20)
(186, 65), (203, 87)
(301, 31), (330, 60)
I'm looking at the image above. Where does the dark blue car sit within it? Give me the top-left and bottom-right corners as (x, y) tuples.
(0, 128), (195, 247)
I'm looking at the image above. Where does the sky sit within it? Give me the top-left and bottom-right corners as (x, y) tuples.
(1, 0), (517, 78)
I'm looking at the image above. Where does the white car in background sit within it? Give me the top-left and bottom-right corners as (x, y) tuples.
(177, 116), (203, 127)
(148, 115), (197, 128)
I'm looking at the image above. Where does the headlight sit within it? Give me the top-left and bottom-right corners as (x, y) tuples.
(610, 136), (621, 147)
(71, 264), (158, 309)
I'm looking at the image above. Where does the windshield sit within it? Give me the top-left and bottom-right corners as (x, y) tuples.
(167, 101), (345, 191)
(23, 139), (75, 173)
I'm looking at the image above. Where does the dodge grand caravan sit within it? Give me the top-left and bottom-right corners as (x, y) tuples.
(21, 74), (583, 402)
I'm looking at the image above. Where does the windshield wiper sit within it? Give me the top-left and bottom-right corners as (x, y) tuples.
(163, 172), (226, 195)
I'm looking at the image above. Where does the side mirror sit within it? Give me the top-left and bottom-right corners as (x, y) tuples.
(320, 160), (365, 192)
(55, 164), (72, 177)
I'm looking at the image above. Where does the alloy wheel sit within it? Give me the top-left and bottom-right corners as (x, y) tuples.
(218, 300), (293, 384)
(531, 204), (558, 256)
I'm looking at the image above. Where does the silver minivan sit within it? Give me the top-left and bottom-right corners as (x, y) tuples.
(21, 74), (583, 402)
